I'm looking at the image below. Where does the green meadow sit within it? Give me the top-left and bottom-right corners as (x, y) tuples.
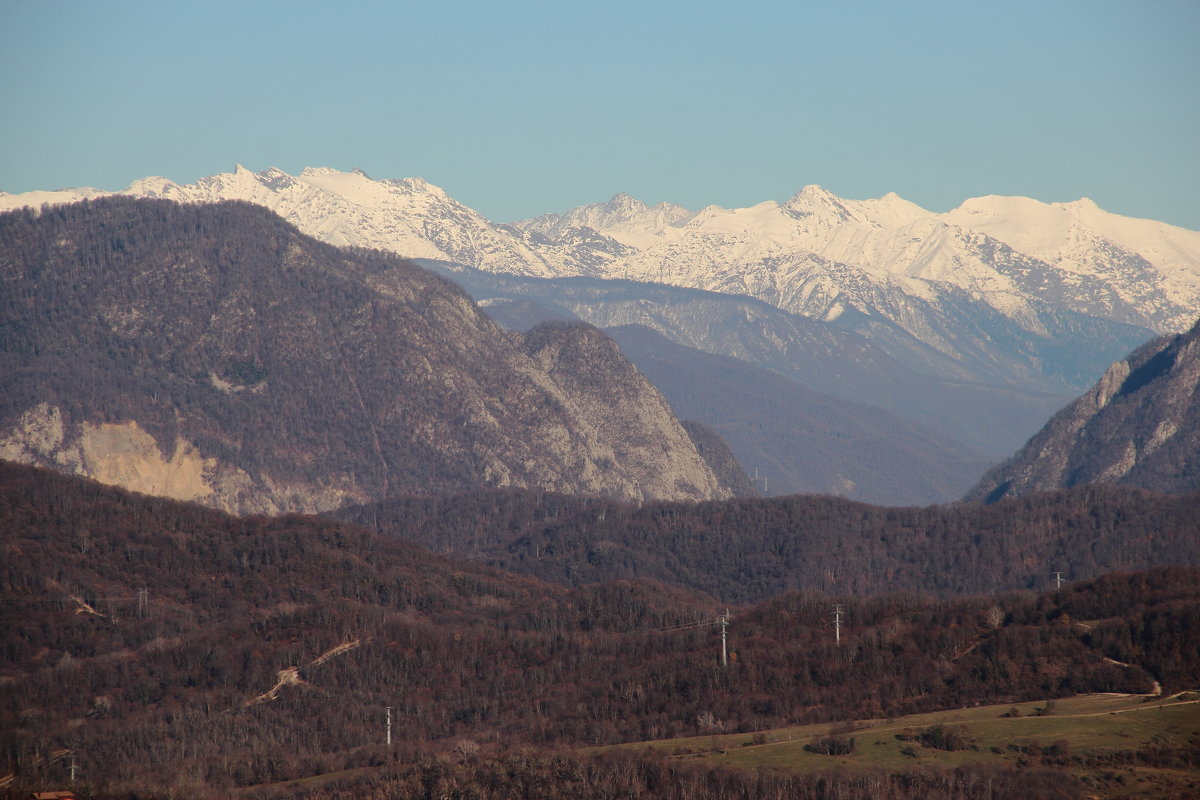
(600, 692), (1200, 798)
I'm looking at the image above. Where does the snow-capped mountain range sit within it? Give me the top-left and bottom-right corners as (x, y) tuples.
(4, 165), (1197, 379)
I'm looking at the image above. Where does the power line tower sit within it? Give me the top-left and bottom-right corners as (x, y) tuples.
(719, 610), (729, 667)
(1053, 571), (1065, 591)
(68, 751), (78, 784)
(833, 604), (844, 646)
(137, 588), (149, 618)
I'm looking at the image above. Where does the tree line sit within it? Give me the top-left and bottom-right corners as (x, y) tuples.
(333, 483), (1200, 603)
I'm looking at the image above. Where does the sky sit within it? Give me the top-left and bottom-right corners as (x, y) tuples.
(2, 0), (1198, 229)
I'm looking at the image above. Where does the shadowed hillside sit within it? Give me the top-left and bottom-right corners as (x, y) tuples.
(0, 198), (728, 513)
(968, 318), (1200, 502)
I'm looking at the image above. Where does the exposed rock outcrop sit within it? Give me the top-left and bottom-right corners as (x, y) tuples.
(966, 318), (1200, 502)
(0, 198), (728, 512)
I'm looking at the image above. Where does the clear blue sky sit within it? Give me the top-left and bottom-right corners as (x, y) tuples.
(3, 0), (1198, 228)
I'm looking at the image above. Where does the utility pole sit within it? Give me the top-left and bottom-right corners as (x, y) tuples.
(719, 610), (729, 667)
(386, 706), (392, 745)
(137, 588), (149, 618)
(68, 752), (77, 784)
(1054, 571), (1064, 591)
(833, 604), (844, 646)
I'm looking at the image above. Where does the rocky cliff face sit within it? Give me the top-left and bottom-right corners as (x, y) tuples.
(0, 198), (728, 512)
(966, 318), (1200, 502)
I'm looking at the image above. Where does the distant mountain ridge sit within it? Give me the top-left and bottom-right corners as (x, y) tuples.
(966, 317), (1200, 502)
(2, 167), (1183, 388)
(6, 166), (1187, 499)
(0, 198), (730, 512)
(521, 185), (1200, 335)
(424, 261), (1093, 464)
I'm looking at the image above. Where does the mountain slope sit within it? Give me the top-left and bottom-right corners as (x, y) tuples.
(1, 165), (630, 277)
(0, 198), (728, 512)
(1, 168), (1174, 389)
(966, 318), (1200, 502)
(522, 185), (1200, 336)
(5, 460), (1196, 797)
(424, 262), (1069, 459)
(945, 194), (1200, 331)
(340, 481), (1200, 604)
(606, 324), (990, 504)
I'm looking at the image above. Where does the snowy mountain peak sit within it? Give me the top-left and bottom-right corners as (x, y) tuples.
(783, 185), (870, 225)
(786, 184), (846, 206)
(254, 167), (297, 191)
(1, 167), (1196, 337)
(123, 176), (179, 197)
(1062, 197), (1099, 212)
(394, 176), (443, 193)
(603, 192), (649, 215)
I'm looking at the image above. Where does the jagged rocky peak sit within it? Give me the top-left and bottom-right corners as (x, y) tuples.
(387, 175), (448, 195)
(601, 191), (649, 217)
(965, 317), (1200, 502)
(781, 185), (931, 229)
(254, 166), (297, 191)
(780, 185), (864, 227)
(515, 320), (730, 502)
(122, 175), (180, 197)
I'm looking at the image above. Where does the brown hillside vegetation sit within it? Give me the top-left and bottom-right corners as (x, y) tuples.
(2, 462), (1199, 798)
(334, 484), (1200, 604)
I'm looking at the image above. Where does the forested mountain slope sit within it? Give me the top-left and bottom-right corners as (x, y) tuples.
(968, 317), (1200, 502)
(0, 198), (728, 512)
(3, 461), (1198, 798)
(429, 261), (1077, 461)
(336, 484), (1200, 605)
(4, 168), (1168, 473)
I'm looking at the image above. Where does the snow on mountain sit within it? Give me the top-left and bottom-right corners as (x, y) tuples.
(944, 195), (1200, 332)
(520, 185), (1197, 339)
(0, 166), (624, 278)
(3, 167), (1193, 374)
(520, 193), (695, 251)
(0, 186), (109, 208)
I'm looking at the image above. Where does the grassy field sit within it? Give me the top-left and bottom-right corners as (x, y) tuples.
(600, 692), (1200, 798)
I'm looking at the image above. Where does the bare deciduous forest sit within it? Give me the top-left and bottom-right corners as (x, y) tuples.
(334, 484), (1200, 603)
(3, 462), (1198, 798)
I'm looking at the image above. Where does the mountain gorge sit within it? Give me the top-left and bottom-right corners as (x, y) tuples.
(427, 262), (1068, 464)
(0, 198), (730, 512)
